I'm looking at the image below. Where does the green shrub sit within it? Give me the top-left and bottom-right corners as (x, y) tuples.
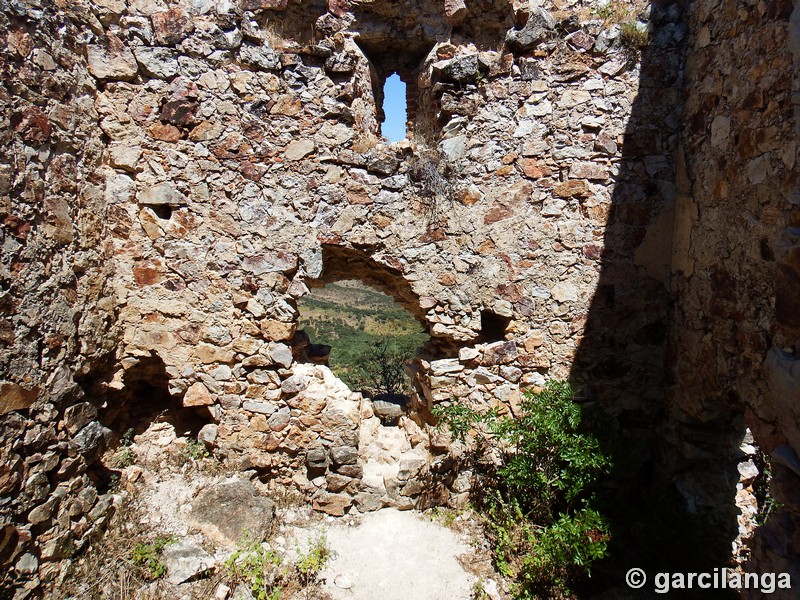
(433, 381), (611, 598)
(619, 21), (649, 50)
(295, 533), (331, 596)
(183, 438), (209, 460)
(132, 535), (177, 580)
(225, 533), (285, 600)
(110, 446), (135, 468)
(341, 340), (417, 396)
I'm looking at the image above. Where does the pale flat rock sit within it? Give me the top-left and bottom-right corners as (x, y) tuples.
(163, 539), (215, 584)
(320, 509), (475, 600)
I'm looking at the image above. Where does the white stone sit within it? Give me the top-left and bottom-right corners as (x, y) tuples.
(87, 44), (138, 80)
(551, 281), (578, 303)
(285, 139), (315, 161)
(710, 116), (731, 148)
(133, 46), (178, 79)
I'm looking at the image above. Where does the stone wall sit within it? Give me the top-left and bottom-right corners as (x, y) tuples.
(2, 0), (800, 594)
(0, 0), (121, 590)
(90, 0), (661, 502)
(667, 0), (800, 592)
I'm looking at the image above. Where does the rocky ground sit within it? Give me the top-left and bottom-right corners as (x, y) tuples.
(56, 418), (504, 600)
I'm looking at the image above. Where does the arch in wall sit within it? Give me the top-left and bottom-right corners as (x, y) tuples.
(306, 245), (429, 328)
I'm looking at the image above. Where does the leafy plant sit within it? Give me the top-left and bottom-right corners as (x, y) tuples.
(225, 533), (285, 600)
(433, 381), (611, 598)
(296, 533), (331, 597)
(592, 2), (617, 20)
(132, 535), (177, 580)
(110, 427), (137, 468)
(753, 449), (784, 526)
(110, 446), (135, 468)
(183, 438), (209, 460)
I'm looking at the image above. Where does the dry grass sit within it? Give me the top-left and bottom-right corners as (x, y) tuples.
(58, 494), (150, 599)
(350, 132), (382, 153)
(583, 0), (649, 28)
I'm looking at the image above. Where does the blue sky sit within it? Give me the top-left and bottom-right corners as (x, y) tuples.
(381, 73), (407, 142)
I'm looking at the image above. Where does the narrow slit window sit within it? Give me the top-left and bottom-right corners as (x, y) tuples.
(381, 72), (407, 142)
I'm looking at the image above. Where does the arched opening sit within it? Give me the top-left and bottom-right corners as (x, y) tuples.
(298, 246), (433, 424)
(381, 73), (407, 142)
(298, 280), (428, 423)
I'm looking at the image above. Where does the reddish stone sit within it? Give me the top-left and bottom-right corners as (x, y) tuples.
(160, 98), (199, 127)
(213, 135), (253, 160)
(106, 206), (133, 239)
(484, 204), (513, 224)
(7, 28), (33, 58)
(13, 106), (51, 144)
(133, 259), (164, 286)
(489, 54), (514, 77)
(189, 121), (218, 142)
(347, 190), (372, 205)
(497, 283), (522, 302)
(148, 123), (182, 142)
(553, 179), (589, 198)
(477, 239), (496, 254)
(458, 186), (482, 206)
(568, 30), (595, 51)
(327, 0), (349, 17)
(444, 0), (467, 24)
(518, 158), (550, 179)
(317, 233), (343, 245)
(0, 523), (21, 567)
(151, 9), (194, 46)
(0, 460), (20, 496)
(241, 162), (268, 181)
(312, 492), (352, 516)
(419, 228), (447, 242)
(583, 244), (603, 261)
(2, 214), (31, 240)
(436, 44), (457, 60)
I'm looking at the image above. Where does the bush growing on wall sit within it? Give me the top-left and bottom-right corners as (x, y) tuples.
(342, 340), (417, 396)
(434, 381), (611, 598)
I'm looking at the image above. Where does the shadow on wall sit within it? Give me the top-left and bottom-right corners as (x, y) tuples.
(570, 1), (742, 594)
(76, 354), (213, 492)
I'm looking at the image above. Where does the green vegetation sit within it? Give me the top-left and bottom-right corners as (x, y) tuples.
(225, 533), (285, 600)
(754, 450), (783, 526)
(110, 446), (135, 468)
(433, 381), (611, 598)
(295, 533), (332, 598)
(298, 281), (427, 392)
(132, 535), (177, 580)
(618, 21), (649, 50)
(183, 438), (209, 461)
(344, 340), (418, 395)
(225, 532), (331, 600)
(110, 427), (136, 468)
(592, 2), (619, 20)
